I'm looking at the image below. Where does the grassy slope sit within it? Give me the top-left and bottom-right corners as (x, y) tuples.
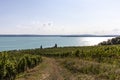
(14, 45), (120, 80)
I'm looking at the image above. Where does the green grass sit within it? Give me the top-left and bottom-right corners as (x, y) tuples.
(60, 58), (120, 80)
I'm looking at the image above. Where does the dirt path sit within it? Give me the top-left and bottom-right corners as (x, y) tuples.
(16, 57), (74, 80)
(43, 58), (64, 80)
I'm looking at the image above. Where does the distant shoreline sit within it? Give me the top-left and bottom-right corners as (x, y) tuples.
(0, 34), (119, 37)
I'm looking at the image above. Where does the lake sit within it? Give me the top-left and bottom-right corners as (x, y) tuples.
(0, 37), (114, 51)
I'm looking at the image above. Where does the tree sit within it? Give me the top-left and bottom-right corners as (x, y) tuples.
(54, 44), (57, 48)
(40, 45), (42, 49)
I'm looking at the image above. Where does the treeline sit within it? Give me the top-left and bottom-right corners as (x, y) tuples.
(98, 36), (120, 45)
(0, 52), (42, 80)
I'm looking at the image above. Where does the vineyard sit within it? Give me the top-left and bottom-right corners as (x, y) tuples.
(1, 45), (120, 79)
(0, 52), (42, 80)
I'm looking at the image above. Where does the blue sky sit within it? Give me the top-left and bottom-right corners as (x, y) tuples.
(0, 0), (120, 35)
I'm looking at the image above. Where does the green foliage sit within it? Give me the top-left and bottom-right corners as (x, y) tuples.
(62, 58), (120, 79)
(17, 54), (42, 73)
(0, 52), (42, 80)
(98, 36), (120, 45)
(0, 52), (16, 80)
(75, 50), (80, 57)
(1, 44), (120, 79)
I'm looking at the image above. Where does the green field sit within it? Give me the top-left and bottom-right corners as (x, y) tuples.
(1, 45), (120, 80)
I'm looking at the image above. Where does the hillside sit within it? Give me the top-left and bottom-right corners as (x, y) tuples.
(1, 45), (120, 80)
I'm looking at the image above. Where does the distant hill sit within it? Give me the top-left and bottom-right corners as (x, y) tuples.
(98, 36), (120, 45)
(0, 34), (119, 37)
(60, 34), (119, 37)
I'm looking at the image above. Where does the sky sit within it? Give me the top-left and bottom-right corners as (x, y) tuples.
(0, 0), (120, 35)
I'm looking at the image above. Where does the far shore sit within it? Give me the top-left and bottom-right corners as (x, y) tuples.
(0, 34), (119, 37)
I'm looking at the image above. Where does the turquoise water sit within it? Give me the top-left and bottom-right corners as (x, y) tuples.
(0, 37), (113, 51)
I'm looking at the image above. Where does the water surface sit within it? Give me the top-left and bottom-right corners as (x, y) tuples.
(0, 37), (113, 51)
